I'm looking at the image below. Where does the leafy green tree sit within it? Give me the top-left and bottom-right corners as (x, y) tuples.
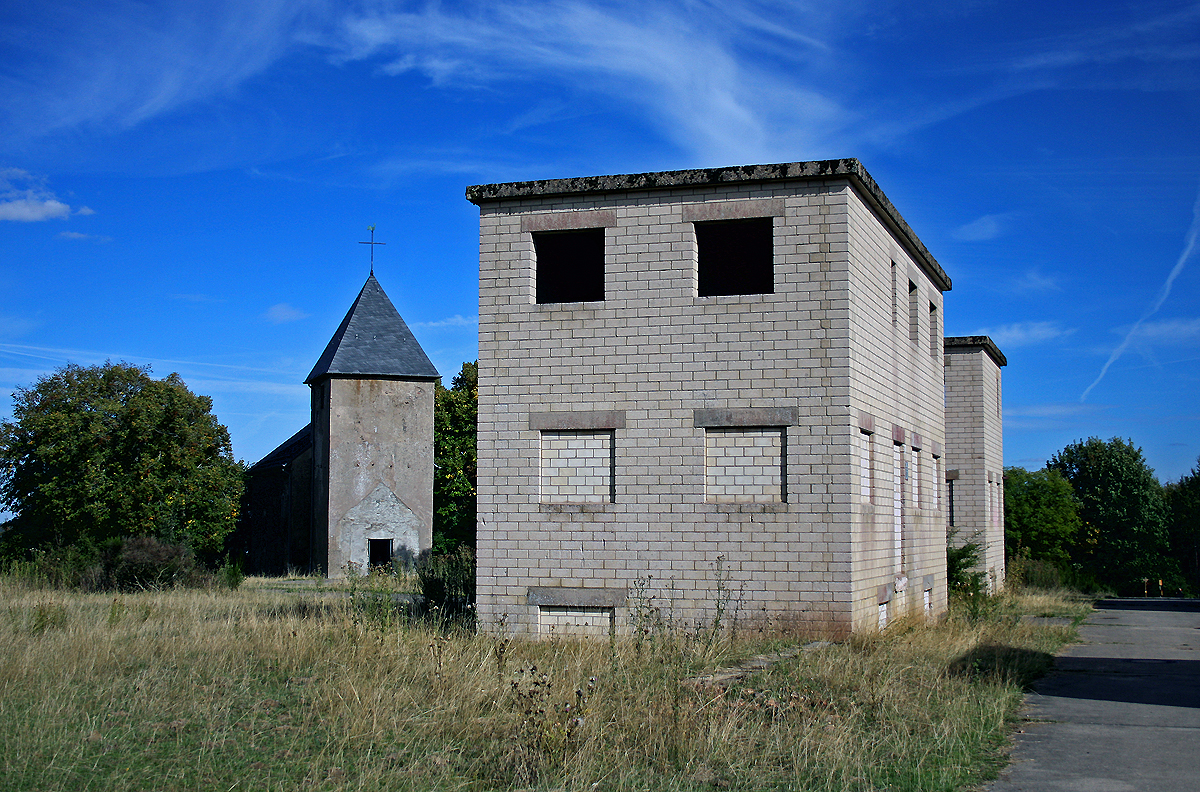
(433, 361), (477, 551)
(0, 362), (244, 555)
(1003, 466), (1081, 566)
(1165, 458), (1200, 595)
(1048, 437), (1174, 593)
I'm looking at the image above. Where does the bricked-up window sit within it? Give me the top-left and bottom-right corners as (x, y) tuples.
(705, 427), (785, 502)
(891, 262), (898, 326)
(933, 456), (941, 511)
(539, 606), (614, 637)
(893, 443), (904, 573)
(860, 429), (875, 504)
(540, 430), (615, 502)
(929, 302), (939, 358)
(533, 228), (605, 303)
(695, 217), (774, 296)
(908, 280), (920, 343)
(911, 447), (922, 508)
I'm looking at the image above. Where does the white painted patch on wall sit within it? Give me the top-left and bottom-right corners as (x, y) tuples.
(336, 483), (420, 572)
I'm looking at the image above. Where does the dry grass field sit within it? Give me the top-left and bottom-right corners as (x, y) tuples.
(0, 576), (1090, 791)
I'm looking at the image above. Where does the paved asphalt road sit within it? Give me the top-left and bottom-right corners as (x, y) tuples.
(987, 598), (1200, 792)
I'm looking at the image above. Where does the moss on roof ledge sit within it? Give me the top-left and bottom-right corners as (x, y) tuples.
(465, 158), (951, 292)
(945, 335), (1008, 367)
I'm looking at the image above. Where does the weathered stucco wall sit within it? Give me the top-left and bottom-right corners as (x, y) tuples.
(317, 377), (434, 576)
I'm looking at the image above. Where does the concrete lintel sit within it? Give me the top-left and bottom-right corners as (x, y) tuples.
(711, 502), (791, 513)
(931, 440), (942, 457)
(527, 586), (628, 608)
(923, 575), (935, 591)
(530, 410), (626, 430)
(911, 433), (924, 450)
(520, 209), (617, 232)
(682, 198), (785, 223)
(892, 424), (906, 444)
(946, 469), (960, 481)
(540, 503), (613, 514)
(857, 411), (875, 433)
(694, 407), (798, 427)
(877, 585), (892, 604)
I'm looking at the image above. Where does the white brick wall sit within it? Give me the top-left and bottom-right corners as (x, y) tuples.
(472, 166), (951, 636)
(944, 341), (1006, 588)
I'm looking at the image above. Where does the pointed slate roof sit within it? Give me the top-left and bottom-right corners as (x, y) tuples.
(304, 275), (440, 384)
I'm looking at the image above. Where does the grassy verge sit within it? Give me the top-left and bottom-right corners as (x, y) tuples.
(0, 582), (1088, 791)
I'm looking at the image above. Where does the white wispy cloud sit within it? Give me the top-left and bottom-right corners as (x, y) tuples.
(0, 168), (72, 221)
(1005, 3), (1200, 82)
(0, 342), (297, 377)
(1083, 184), (1200, 400)
(1005, 403), (1105, 419)
(7, 0), (1190, 174)
(972, 321), (1074, 348)
(413, 314), (478, 329)
(3, 0), (324, 141)
(1123, 317), (1200, 345)
(952, 212), (1016, 242)
(328, 1), (850, 164)
(1002, 401), (1109, 432)
(1011, 269), (1062, 292)
(264, 303), (310, 324)
(0, 316), (39, 340)
(58, 231), (112, 242)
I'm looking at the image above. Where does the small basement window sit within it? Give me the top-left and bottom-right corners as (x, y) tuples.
(533, 228), (605, 304)
(696, 217), (774, 297)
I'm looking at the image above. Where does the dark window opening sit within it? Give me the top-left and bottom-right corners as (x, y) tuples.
(369, 538), (392, 568)
(696, 217), (774, 297)
(947, 480), (955, 527)
(534, 228), (605, 304)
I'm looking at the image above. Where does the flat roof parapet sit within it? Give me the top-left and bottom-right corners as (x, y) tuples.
(945, 335), (1007, 367)
(465, 158), (950, 291)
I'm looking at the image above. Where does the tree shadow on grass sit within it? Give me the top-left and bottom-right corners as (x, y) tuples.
(949, 644), (1056, 689)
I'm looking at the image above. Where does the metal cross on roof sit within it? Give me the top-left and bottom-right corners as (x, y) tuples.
(358, 225), (386, 276)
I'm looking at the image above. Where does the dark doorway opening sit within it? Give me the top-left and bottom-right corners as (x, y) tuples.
(369, 538), (393, 568)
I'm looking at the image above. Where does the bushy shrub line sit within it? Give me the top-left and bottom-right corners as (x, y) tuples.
(2, 536), (243, 591)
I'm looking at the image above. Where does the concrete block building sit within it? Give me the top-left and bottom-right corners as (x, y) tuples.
(467, 159), (954, 637)
(944, 336), (1007, 589)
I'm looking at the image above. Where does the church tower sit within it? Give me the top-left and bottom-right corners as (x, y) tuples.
(305, 275), (440, 576)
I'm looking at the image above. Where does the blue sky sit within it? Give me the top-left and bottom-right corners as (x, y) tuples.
(2, 0), (1199, 490)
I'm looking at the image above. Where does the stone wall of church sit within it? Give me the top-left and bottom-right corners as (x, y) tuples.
(316, 377), (434, 576)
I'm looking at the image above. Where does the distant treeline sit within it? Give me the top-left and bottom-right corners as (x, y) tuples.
(1005, 437), (1199, 596)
